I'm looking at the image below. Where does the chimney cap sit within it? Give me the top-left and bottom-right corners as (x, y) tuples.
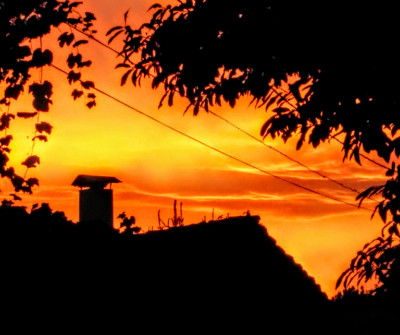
(72, 174), (121, 189)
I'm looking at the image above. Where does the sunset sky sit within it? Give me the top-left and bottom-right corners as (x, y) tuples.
(1, 0), (389, 298)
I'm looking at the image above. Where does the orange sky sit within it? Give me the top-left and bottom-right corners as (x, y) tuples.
(0, 0), (388, 298)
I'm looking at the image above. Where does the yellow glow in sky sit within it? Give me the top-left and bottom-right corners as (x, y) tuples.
(0, 0), (388, 298)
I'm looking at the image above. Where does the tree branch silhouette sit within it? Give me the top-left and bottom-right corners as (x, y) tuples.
(0, 0), (96, 196)
(108, 0), (400, 295)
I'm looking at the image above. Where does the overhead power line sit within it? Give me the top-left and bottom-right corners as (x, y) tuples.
(67, 23), (121, 57)
(269, 86), (391, 171)
(330, 136), (391, 170)
(70, 22), (389, 172)
(208, 110), (364, 195)
(68, 23), (375, 197)
(50, 63), (374, 212)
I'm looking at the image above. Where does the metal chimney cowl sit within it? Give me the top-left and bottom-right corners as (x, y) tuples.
(72, 175), (121, 228)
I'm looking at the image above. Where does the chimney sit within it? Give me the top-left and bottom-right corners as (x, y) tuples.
(72, 174), (121, 228)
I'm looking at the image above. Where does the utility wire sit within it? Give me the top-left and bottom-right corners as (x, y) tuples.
(51, 63), (374, 212)
(208, 109), (364, 195)
(330, 136), (391, 170)
(67, 23), (123, 58)
(269, 86), (391, 171)
(68, 23), (373, 197)
(70, 22), (389, 172)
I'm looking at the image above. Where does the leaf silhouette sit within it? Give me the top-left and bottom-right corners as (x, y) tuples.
(73, 40), (88, 48)
(29, 81), (53, 97)
(70, 2), (83, 8)
(0, 135), (13, 146)
(9, 193), (22, 201)
(260, 119), (272, 137)
(351, 147), (361, 165)
(168, 91), (174, 106)
(108, 29), (123, 44)
(67, 71), (81, 84)
(86, 101), (96, 109)
(5, 85), (22, 100)
(116, 63), (131, 69)
(67, 54), (82, 69)
(273, 107), (290, 114)
(29, 81), (53, 111)
(32, 97), (53, 112)
(33, 135), (48, 142)
(81, 81), (95, 89)
(22, 155), (40, 168)
(193, 101), (200, 115)
(31, 49), (53, 67)
(123, 9), (129, 23)
(72, 89), (84, 100)
(84, 12), (96, 22)
(58, 32), (75, 47)
(78, 60), (92, 68)
(106, 26), (123, 36)
(36, 122), (53, 134)
(148, 3), (162, 11)
(121, 69), (133, 86)
(17, 112), (38, 119)
(26, 178), (39, 187)
(0, 113), (15, 131)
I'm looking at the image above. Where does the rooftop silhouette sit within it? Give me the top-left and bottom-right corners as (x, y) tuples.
(1, 202), (397, 333)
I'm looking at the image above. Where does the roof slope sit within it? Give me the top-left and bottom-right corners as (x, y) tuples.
(2, 211), (335, 333)
(133, 215), (327, 302)
(116, 215), (331, 332)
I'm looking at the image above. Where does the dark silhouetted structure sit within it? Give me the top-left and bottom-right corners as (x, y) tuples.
(2, 201), (398, 333)
(72, 174), (121, 228)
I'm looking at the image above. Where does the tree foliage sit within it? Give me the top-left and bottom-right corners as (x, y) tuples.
(108, 0), (400, 294)
(0, 0), (96, 195)
(118, 211), (141, 235)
